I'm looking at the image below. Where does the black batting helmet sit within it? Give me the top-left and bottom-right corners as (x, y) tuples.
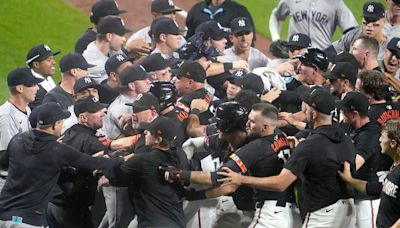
(149, 80), (178, 111)
(215, 102), (248, 133)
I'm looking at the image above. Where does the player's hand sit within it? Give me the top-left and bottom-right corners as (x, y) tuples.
(274, 59), (297, 75)
(125, 38), (152, 57)
(190, 99), (209, 113)
(287, 136), (300, 149)
(261, 88), (281, 103)
(92, 151), (105, 158)
(232, 60), (250, 71)
(158, 164), (181, 183)
(279, 112), (295, 125)
(123, 153), (135, 161)
(217, 167), (244, 186)
(337, 161), (353, 183)
(56, 135), (64, 142)
(197, 57), (212, 70)
(219, 182), (239, 195)
(97, 175), (110, 191)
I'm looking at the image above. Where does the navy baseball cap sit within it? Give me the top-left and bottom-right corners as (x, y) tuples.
(7, 67), (44, 87)
(286, 33), (311, 48)
(36, 102), (71, 126)
(151, 17), (180, 37)
(363, 2), (385, 23)
(74, 95), (108, 116)
(227, 73), (264, 96)
(230, 17), (253, 35)
(90, 0), (127, 24)
(97, 17), (132, 36)
(59, 53), (95, 73)
(73, 76), (102, 93)
(105, 53), (131, 75)
(195, 21), (230, 41)
(151, 0), (182, 14)
(336, 91), (369, 113)
(141, 53), (172, 72)
(140, 116), (177, 141)
(394, 0), (400, 5)
(175, 61), (206, 83)
(386, 37), (400, 57)
(302, 86), (335, 115)
(119, 65), (152, 86)
(298, 48), (329, 71)
(126, 93), (161, 113)
(325, 62), (358, 85)
(26, 44), (60, 65)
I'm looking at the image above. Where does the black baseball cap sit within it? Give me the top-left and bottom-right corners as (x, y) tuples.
(141, 53), (172, 72)
(59, 53), (95, 73)
(151, 0), (182, 14)
(286, 33), (311, 48)
(151, 17), (180, 37)
(97, 17), (132, 36)
(7, 67), (44, 87)
(36, 102), (71, 126)
(325, 62), (358, 85)
(229, 73), (264, 96)
(298, 48), (329, 71)
(195, 21), (230, 41)
(363, 1), (385, 23)
(386, 37), (400, 57)
(302, 86), (335, 115)
(105, 53), (130, 75)
(140, 116), (178, 141)
(336, 91), (369, 113)
(330, 51), (359, 69)
(119, 65), (152, 86)
(394, 0), (400, 5)
(175, 61), (206, 83)
(90, 0), (127, 24)
(74, 76), (102, 93)
(26, 44), (60, 65)
(74, 95), (108, 116)
(230, 17), (253, 35)
(126, 93), (161, 113)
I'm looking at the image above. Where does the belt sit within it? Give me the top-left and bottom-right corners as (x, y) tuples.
(255, 200), (288, 209)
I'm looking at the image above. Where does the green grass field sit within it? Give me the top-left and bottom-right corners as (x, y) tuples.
(0, 0), (388, 103)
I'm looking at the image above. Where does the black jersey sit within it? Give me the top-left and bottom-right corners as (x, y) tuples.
(285, 124), (356, 212)
(43, 86), (74, 110)
(75, 28), (96, 54)
(376, 165), (400, 228)
(369, 101), (400, 127)
(176, 88), (213, 125)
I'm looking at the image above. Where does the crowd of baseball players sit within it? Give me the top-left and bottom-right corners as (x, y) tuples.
(1, 0), (400, 227)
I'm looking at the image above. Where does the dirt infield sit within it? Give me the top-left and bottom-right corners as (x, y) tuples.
(67, 0), (272, 57)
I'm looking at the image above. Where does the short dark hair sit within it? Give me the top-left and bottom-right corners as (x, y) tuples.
(251, 102), (279, 121)
(234, 89), (260, 112)
(96, 33), (108, 41)
(357, 70), (389, 100)
(355, 36), (379, 56)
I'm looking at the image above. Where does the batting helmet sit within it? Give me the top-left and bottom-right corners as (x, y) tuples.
(149, 80), (178, 111)
(215, 102), (248, 133)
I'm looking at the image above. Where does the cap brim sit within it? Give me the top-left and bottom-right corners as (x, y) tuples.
(233, 28), (252, 35)
(117, 9), (127, 15)
(86, 63), (96, 69)
(88, 103), (108, 113)
(160, 8), (182, 14)
(139, 122), (156, 134)
(61, 110), (71, 120)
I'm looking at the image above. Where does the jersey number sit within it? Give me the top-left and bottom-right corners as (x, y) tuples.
(277, 149), (291, 164)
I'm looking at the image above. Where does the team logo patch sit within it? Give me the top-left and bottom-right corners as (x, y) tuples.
(168, 0), (174, 6)
(367, 5), (374, 13)
(292, 35), (299, 42)
(84, 77), (92, 84)
(44, 45), (51, 51)
(116, 54), (125, 62)
(238, 19), (246, 27)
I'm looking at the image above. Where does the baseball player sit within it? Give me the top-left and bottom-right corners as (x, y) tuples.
(269, 0), (358, 50)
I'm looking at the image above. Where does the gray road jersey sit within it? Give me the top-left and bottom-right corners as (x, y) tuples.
(383, 23), (400, 40)
(218, 47), (269, 70)
(102, 94), (134, 140)
(273, 0), (358, 50)
(0, 102), (30, 151)
(126, 26), (186, 47)
(83, 41), (109, 83)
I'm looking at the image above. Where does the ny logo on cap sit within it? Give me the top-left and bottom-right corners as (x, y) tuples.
(44, 45), (51, 51)
(168, 0), (174, 6)
(292, 35), (299, 42)
(92, 96), (99, 103)
(367, 5), (374, 13)
(238, 19), (246, 27)
(396, 41), (400, 49)
(116, 54), (125, 61)
(136, 93), (143, 101)
(235, 70), (244, 77)
(84, 77), (92, 84)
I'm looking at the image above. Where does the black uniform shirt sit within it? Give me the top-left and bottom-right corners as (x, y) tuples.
(43, 86), (74, 110)
(369, 101), (400, 127)
(284, 124), (356, 212)
(99, 83), (119, 105)
(0, 130), (121, 226)
(75, 28), (96, 54)
(376, 165), (400, 228)
(28, 85), (47, 110)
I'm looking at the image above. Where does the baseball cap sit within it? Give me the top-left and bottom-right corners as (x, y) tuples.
(386, 37), (400, 57)
(228, 73), (264, 96)
(175, 61), (206, 83)
(151, 0), (182, 14)
(331, 51), (359, 69)
(74, 76), (102, 93)
(97, 17), (132, 36)
(105, 53), (131, 75)
(336, 91), (369, 113)
(36, 102), (71, 126)
(363, 1), (385, 23)
(325, 62), (358, 85)
(302, 86), (335, 115)
(59, 53), (95, 73)
(195, 21), (230, 41)
(151, 17), (180, 37)
(74, 95), (108, 116)
(298, 48), (329, 71)
(140, 116), (178, 141)
(7, 67), (44, 87)
(393, 0), (400, 5)
(126, 93), (161, 113)
(90, 0), (127, 24)
(141, 53), (172, 72)
(26, 44), (60, 65)
(119, 65), (152, 86)
(286, 33), (311, 48)
(230, 17), (253, 35)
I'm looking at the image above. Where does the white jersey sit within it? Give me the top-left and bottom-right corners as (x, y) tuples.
(218, 47), (269, 70)
(0, 101), (31, 151)
(83, 41), (109, 83)
(102, 94), (134, 140)
(31, 70), (56, 92)
(271, 0), (358, 50)
(126, 26), (186, 47)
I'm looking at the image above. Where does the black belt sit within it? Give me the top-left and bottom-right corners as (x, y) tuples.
(255, 200), (288, 209)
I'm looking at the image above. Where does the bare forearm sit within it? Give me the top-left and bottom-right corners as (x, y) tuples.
(207, 63), (225, 76)
(347, 177), (367, 194)
(189, 171), (213, 185)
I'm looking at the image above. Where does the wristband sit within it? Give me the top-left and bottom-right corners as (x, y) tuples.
(180, 170), (191, 182)
(190, 108), (201, 117)
(187, 189), (207, 201)
(223, 62), (233, 72)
